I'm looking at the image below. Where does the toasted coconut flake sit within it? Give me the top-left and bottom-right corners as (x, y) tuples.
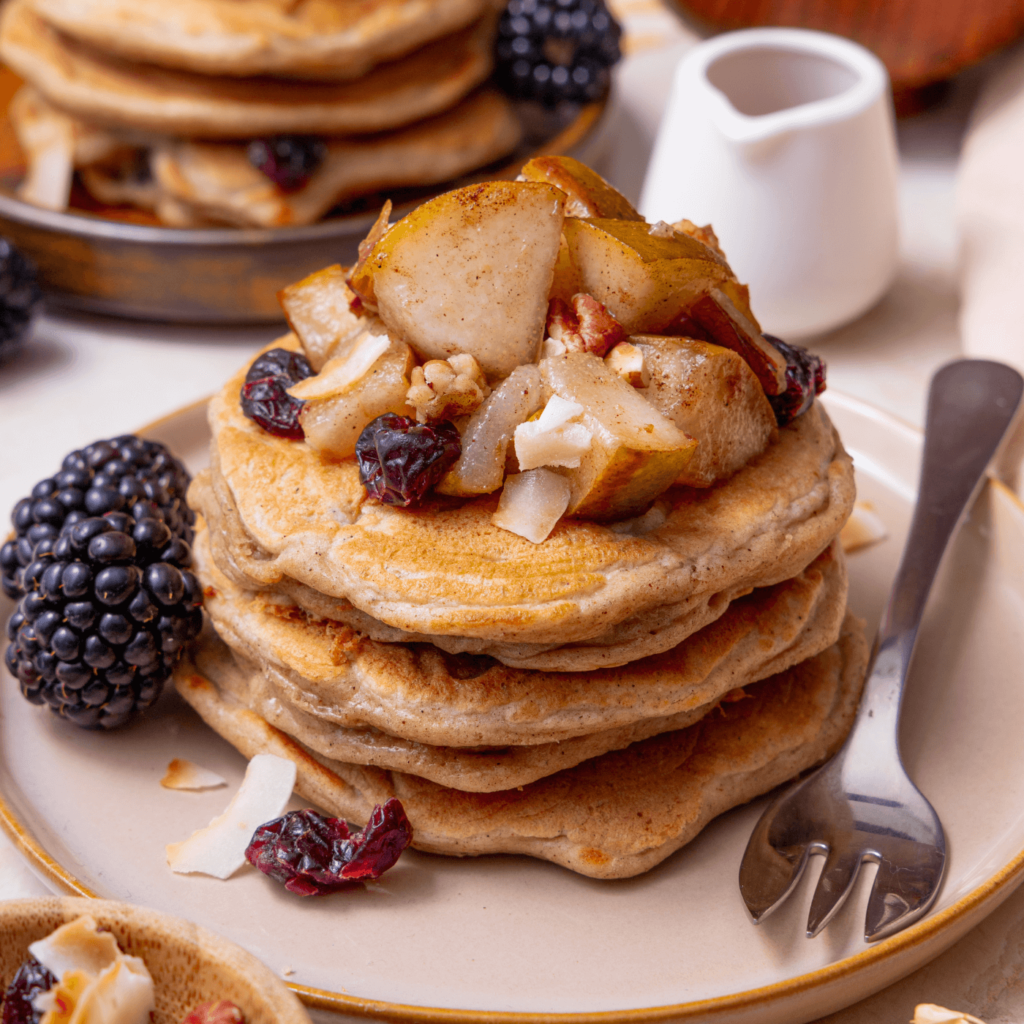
(840, 501), (887, 554)
(166, 754), (296, 879)
(161, 759), (227, 791)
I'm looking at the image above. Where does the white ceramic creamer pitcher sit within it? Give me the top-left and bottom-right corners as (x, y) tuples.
(639, 28), (899, 338)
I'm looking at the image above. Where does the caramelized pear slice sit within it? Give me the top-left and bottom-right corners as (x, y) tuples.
(278, 264), (365, 372)
(632, 335), (777, 487)
(562, 217), (730, 336)
(353, 181), (566, 379)
(298, 339), (414, 459)
(518, 155), (642, 220)
(685, 287), (787, 395)
(540, 352), (697, 520)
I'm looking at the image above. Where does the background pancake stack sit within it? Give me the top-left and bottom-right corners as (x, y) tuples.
(176, 337), (868, 879)
(0, 0), (524, 226)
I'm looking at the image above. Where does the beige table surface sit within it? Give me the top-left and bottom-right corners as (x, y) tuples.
(1, 4), (1020, 1022)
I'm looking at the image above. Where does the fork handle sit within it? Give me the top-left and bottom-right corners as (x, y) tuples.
(850, 360), (1023, 747)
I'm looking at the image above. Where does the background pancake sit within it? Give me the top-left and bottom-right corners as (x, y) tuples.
(29, 0), (491, 79)
(0, 1), (494, 137)
(174, 616), (868, 878)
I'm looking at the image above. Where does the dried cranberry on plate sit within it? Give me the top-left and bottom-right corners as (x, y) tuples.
(180, 1001), (246, 1024)
(245, 801), (413, 896)
(355, 414), (461, 507)
(247, 136), (327, 192)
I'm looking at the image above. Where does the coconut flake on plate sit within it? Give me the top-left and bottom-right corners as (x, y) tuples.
(840, 500), (888, 553)
(161, 758), (228, 791)
(166, 753), (296, 879)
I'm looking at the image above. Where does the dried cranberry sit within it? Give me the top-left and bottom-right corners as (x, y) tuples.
(239, 347), (312, 439)
(246, 136), (327, 192)
(763, 335), (826, 425)
(245, 348), (311, 385)
(355, 414), (461, 507)
(245, 801), (413, 896)
(180, 1001), (246, 1024)
(2, 956), (56, 1024)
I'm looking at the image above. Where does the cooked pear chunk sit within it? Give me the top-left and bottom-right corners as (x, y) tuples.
(686, 287), (786, 395)
(356, 181), (566, 379)
(518, 155), (642, 220)
(437, 364), (543, 496)
(298, 339), (414, 459)
(562, 217), (730, 336)
(540, 352), (697, 519)
(278, 264), (365, 372)
(492, 469), (572, 544)
(632, 335), (777, 487)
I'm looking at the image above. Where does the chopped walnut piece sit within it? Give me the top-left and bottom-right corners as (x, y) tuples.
(544, 293), (627, 357)
(406, 353), (490, 423)
(672, 218), (723, 256)
(605, 342), (650, 387)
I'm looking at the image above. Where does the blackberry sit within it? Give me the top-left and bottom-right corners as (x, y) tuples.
(240, 346), (312, 439)
(0, 436), (193, 601)
(247, 136), (327, 192)
(0, 237), (42, 364)
(5, 511), (203, 729)
(1, 956), (56, 1024)
(495, 0), (622, 107)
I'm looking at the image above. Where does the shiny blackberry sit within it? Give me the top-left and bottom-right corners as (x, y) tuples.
(247, 136), (327, 192)
(0, 237), (42, 364)
(1, 436), (192, 600)
(6, 512), (203, 730)
(495, 0), (622, 106)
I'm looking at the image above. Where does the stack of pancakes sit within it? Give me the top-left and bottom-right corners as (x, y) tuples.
(0, 0), (522, 226)
(176, 341), (866, 878)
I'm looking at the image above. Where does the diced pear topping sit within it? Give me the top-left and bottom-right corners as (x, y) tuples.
(287, 323), (391, 400)
(685, 286), (786, 395)
(346, 199), (392, 312)
(514, 396), (593, 470)
(562, 217), (730, 336)
(278, 264), (366, 372)
(540, 352), (697, 519)
(354, 180), (566, 378)
(672, 218), (723, 256)
(299, 339), (415, 459)
(605, 342), (649, 387)
(518, 155), (642, 220)
(631, 335), (776, 487)
(492, 469), (572, 544)
(437, 364), (542, 496)
(406, 353), (490, 423)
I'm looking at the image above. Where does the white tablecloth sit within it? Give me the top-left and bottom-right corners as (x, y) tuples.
(3, 5), (1022, 1021)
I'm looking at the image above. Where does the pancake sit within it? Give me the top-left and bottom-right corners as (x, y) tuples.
(197, 522), (849, 749)
(29, 0), (491, 80)
(173, 614), (869, 878)
(194, 337), (855, 655)
(0, 0), (495, 138)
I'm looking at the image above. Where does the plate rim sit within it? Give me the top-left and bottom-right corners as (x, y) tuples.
(3, 389), (1024, 1023)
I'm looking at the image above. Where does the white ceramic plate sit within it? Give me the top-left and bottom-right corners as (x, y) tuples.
(3, 391), (1024, 1024)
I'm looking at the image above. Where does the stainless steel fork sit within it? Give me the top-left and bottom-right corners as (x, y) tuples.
(739, 359), (1024, 942)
